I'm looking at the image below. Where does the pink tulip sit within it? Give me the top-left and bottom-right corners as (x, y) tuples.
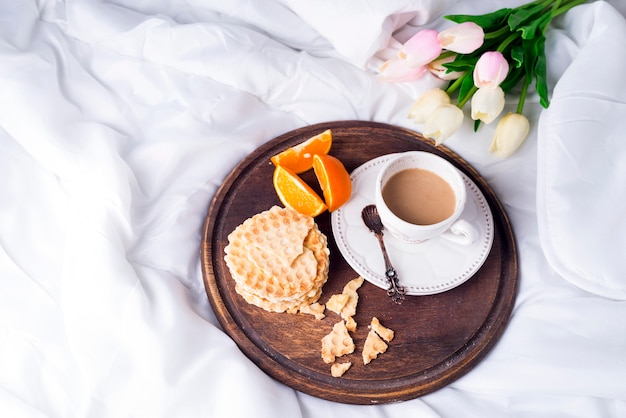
(438, 22), (484, 54)
(379, 57), (427, 82)
(473, 51), (509, 88)
(399, 29), (442, 68)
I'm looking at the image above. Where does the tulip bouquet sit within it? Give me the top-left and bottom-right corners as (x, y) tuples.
(380, 0), (587, 157)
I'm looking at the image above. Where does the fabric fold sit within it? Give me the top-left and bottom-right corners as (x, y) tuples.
(3, 0), (626, 416)
(537, 2), (626, 299)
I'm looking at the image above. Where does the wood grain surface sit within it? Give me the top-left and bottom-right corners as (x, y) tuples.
(200, 121), (518, 404)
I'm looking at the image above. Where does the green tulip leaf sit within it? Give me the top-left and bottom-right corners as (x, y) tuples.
(511, 45), (524, 68)
(445, 8), (512, 31)
(522, 37), (539, 84)
(443, 58), (478, 72)
(534, 35), (550, 108)
(458, 73), (477, 106)
(517, 12), (552, 39)
(500, 65), (525, 94)
(507, 4), (545, 31)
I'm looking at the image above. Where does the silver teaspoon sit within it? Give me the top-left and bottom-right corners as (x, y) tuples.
(361, 204), (406, 304)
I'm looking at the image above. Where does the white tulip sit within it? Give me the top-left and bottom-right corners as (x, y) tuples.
(423, 104), (464, 145)
(427, 55), (465, 81)
(407, 88), (451, 124)
(471, 86), (505, 124)
(489, 112), (530, 157)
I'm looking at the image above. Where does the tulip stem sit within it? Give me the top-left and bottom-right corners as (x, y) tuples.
(484, 25), (510, 41)
(496, 32), (519, 53)
(517, 77), (530, 114)
(552, 0), (587, 17)
(446, 72), (477, 109)
(436, 50), (457, 61)
(457, 85), (477, 109)
(445, 74), (465, 95)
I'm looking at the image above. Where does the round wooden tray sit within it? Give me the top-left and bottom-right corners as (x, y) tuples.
(200, 121), (518, 404)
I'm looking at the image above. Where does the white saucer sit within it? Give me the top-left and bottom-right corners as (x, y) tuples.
(331, 154), (494, 296)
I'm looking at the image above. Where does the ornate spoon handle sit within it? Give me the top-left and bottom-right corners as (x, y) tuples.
(375, 234), (406, 304)
(361, 205), (406, 304)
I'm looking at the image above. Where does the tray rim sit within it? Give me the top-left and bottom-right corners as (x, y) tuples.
(200, 120), (518, 404)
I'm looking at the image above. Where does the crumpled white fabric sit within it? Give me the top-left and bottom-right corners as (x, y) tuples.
(282, 0), (453, 69)
(1, 0), (626, 417)
(537, 2), (626, 300)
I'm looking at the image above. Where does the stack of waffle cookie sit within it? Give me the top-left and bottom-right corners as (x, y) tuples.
(224, 206), (330, 313)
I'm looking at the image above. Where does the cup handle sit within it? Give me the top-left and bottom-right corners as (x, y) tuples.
(440, 219), (478, 245)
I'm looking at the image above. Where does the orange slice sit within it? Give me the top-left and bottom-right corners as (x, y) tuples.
(270, 129), (332, 173)
(273, 165), (327, 217)
(312, 154), (352, 212)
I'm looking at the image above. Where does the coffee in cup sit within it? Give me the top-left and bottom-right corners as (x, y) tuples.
(375, 151), (478, 244)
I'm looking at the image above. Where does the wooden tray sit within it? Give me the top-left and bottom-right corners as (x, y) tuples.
(200, 121), (518, 404)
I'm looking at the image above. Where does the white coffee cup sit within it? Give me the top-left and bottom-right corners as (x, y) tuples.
(374, 151), (478, 245)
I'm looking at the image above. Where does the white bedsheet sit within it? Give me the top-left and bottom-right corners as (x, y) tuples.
(1, 0), (626, 416)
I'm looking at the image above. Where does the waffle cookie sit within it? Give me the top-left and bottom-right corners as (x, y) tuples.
(326, 276), (364, 331)
(362, 329), (388, 365)
(339, 276), (364, 321)
(299, 302), (326, 320)
(321, 320), (355, 364)
(369, 317), (394, 343)
(224, 206), (330, 313)
(362, 317), (395, 365)
(330, 362), (352, 377)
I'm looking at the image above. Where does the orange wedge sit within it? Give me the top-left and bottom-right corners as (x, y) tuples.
(273, 165), (328, 217)
(270, 129), (332, 173)
(312, 154), (352, 212)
